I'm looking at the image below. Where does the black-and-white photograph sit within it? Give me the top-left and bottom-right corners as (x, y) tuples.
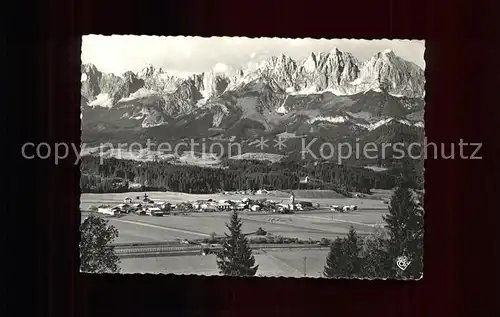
(79, 36), (425, 279)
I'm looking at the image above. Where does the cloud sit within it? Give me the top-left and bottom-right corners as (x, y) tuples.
(212, 62), (229, 73)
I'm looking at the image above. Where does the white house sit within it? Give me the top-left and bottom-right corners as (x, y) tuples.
(342, 205), (357, 212)
(250, 205), (261, 212)
(235, 203), (247, 210)
(299, 176), (309, 184)
(216, 202), (231, 210)
(203, 206), (217, 212)
(97, 207), (120, 216)
(146, 207), (163, 216)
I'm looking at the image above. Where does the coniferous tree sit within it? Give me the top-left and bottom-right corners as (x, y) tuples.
(216, 211), (258, 276)
(383, 184), (424, 278)
(360, 224), (392, 278)
(324, 238), (344, 278)
(324, 226), (362, 278)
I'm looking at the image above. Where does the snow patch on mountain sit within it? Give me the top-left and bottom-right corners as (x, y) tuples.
(88, 93), (113, 108)
(356, 118), (394, 130)
(229, 153), (284, 163)
(398, 119), (412, 126)
(356, 117), (424, 131)
(211, 104), (230, 127)
(290, 85), (320, 95)
(364, 166), (389, 172)
(308, 116), (348, 124)
(389, 92), (404, 97)
(120, 88), (158, 101)
(177, 151), (221, 167)
(277, 131), (299, 139)
(142, 118), (166, 128)
(276, 97), (289, 114)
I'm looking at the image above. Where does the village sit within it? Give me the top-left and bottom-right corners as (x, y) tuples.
(95, 190), (359, 217)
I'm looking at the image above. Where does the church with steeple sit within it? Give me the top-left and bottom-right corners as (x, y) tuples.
(289, 191), (295, 210)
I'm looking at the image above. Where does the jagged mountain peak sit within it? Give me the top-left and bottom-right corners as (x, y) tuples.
(262, 53), (296, 68)
(381, 48), (395, 55)
(81, 47), (424, 134)
(351, 49), (425, 98)
(81, 63), (99, 72)
(139, 64), (168, 77)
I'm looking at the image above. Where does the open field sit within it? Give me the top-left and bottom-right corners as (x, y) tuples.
(119, 249), (330, 277)
(81, 207), (387, 244)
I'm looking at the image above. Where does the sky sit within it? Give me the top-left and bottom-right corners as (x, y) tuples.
(81, 35), (425, 77)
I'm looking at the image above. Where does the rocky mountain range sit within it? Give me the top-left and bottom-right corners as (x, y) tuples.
(81, 48), (425, 151)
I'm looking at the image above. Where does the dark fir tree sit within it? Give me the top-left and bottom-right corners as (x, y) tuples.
(360, 224), (392, 278)
(324, 238), (344, 278)
(216, 211), (258, 276)
(383, 185), (424, 278)
(324, 226), (362, 278)
(79, 214), (121, 273)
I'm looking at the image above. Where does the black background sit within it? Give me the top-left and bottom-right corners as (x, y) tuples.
(4, 0), (499, 316)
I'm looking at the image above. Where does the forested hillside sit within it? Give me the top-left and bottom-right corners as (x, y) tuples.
(80, 156), (423, 194)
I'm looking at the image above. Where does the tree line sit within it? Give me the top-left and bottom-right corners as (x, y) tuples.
(80, 155), (423, 194)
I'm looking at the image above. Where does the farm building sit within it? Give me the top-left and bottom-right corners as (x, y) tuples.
(277, 203), (289, 211)
(124, 197), (132, 204)
(343, 205), (357, 212)
(216, 202), (232, 210)
(97, 206), (120, 216)
(250, 205), (261, 212)
(128, 183), (142, 189)
(115, 204), (131, 213)
(235, 203), (248, 210)
(200, 202), (217, 212)
(297, 201), (313, 208)
(145, 207), (163, 216)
